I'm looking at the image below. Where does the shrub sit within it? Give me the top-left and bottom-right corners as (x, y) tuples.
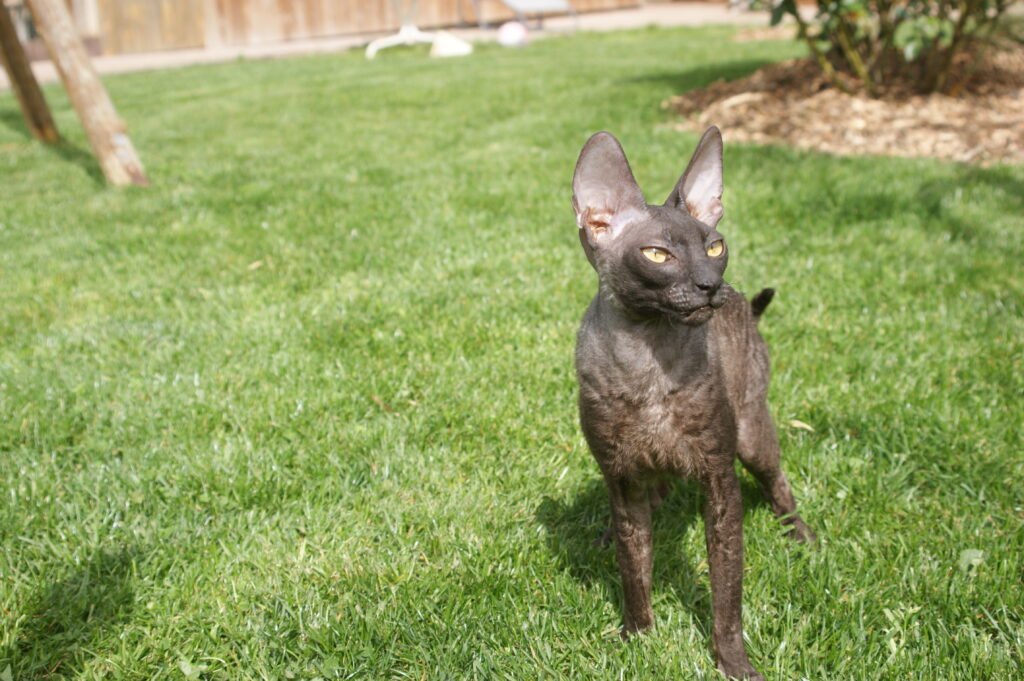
(761, 0), (1019, 95)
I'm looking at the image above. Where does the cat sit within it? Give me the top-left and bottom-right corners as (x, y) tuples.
(572, 127), (814, 680)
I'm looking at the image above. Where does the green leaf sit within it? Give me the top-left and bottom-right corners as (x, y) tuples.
(937, 18), (955, 47)
(894, 19), (925, 61)
(770, 0), (797, 26)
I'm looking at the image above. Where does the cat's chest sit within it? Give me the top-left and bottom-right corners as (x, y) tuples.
(577, 348), (731, 479)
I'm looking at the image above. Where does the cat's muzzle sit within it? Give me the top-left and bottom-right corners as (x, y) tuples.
(668, 286), (726, 325)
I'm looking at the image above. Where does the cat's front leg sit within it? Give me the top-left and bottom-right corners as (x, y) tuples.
(605, 475), (654, 636)
(595, 480), (671, 548)
(702, 460), (763, 680)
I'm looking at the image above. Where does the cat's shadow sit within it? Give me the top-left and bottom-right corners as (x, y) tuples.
(2, 547), (138, 677)
(536, 474), (768, 637)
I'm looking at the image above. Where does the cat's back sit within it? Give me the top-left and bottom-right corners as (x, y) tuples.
(708, 285), (757, 340)
(708, 286), (771, 410)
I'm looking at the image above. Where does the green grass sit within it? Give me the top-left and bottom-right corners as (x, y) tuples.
(1, 25), (1022, 680)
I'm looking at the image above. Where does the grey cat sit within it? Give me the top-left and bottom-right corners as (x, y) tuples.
(572, 127), (814, 680)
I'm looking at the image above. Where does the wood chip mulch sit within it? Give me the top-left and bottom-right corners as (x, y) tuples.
(664, 45), (1024, 166)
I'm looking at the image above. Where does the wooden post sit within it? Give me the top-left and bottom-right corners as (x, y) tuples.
(25, 0), (148, 186)
(0, 2), (58, 142)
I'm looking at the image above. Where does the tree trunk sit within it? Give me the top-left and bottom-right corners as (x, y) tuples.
(0, 4), (58, 142)
(25, 0), (148, 186)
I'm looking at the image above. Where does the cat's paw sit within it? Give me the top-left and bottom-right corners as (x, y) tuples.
(785, 516), (817, 544)
(717, 660), (765, 681)
(620, 618), (654, 641)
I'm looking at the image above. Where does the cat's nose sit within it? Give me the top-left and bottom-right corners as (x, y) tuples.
(695, 279), (720, 294)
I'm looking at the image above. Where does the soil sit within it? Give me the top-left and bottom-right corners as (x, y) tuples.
(665, 43), (1024, 166)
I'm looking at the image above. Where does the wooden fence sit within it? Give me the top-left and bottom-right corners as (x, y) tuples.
(29, 0), (639, 55)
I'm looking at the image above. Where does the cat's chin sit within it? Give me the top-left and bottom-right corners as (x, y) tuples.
(678, 305), (715, 326)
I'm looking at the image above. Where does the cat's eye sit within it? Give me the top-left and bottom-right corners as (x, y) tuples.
(706, 240), (725, 258)
(641, 248), (670, 263)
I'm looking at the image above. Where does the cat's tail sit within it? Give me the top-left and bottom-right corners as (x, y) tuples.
(751, 288), (775, 320)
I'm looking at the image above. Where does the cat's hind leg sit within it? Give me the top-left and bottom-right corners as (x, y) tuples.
(737, 402), (815, 543)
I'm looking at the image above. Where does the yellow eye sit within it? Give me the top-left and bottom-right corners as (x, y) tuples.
(641, 248), (669, 263)
(706, 240), (725, 258)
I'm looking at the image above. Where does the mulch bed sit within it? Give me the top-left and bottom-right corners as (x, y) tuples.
(665, 42), (1024, 166)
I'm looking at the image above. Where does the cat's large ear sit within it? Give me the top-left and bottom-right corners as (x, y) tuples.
(572, 132), (646, 243)
(665, 126), (724, 229)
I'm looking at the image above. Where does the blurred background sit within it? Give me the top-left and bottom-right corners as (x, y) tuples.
(4, 0), (639, 57)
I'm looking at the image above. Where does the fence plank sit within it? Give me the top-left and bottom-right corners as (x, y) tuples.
(93, 0), (639, 55)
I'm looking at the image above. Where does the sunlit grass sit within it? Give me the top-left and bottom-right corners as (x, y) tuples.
(1, 25), (1021, 679)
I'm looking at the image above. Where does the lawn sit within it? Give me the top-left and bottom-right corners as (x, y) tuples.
(1, 24), (1022, 680)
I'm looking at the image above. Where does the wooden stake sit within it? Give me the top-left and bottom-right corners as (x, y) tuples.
(0, 2), (58, 142)
(25, 0), (148, 186)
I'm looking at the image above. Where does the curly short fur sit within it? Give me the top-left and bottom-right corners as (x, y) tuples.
(572, 128), (814, 680)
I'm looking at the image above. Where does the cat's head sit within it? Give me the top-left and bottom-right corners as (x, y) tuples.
(572, 127), (728, 326)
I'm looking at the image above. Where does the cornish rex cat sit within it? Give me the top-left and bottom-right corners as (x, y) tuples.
(572, 127), (814, 680)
